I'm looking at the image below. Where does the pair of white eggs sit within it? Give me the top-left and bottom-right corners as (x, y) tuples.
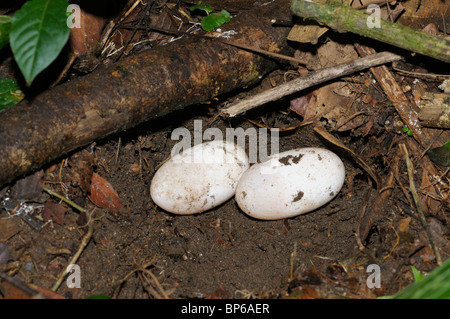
(150, 140), (345, 220)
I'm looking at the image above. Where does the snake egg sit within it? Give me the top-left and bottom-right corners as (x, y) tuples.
(235, 147), (345, 220)
(150, 140), (249, 215)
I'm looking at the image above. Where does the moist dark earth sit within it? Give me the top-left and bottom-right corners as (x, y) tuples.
(1, 86), (447, 299)
(0, 1), (449, 297)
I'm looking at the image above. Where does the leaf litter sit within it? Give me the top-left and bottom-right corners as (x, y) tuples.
(0, 0), (449, 300)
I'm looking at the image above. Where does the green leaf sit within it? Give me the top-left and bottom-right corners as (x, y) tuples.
(10, 0), (70, 86)
(411, 266), (425, 283)
(0, 15), (12, 50)
(190, 2), (214, 15)
(86, 294), (112, 299)
(383, 258), (450, 299)
(427, 140), (450, 166)
(201, 10), (231, 31)
(402, 125), (412, 136)
(0, 78), (24, 112)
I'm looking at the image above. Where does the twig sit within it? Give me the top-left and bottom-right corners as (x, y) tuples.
(51, 213), (96, 292)
(383, 219), (400, 260)
(43, 187), (87, 213)
(355, 44), (430, 147)
(399, 143), (442, 266)
(120, 24), (309, 66)
(392, 66), (450, 79)
(221, 51), (402, 117)
(0, 272), (46, 299)
(141, 267), (170, 299)
(114, 137), (121, 167)
(355, 185), (374, 250)
(353, 0), (393, 9)
(112, 258), (156, 299)
(289, 243), (297, 281)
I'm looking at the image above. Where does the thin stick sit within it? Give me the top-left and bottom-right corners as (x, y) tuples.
(43, 187), (87, 213)
(114, 137), (121, 167)
(141, 268), (170, 299)
(51, 215), (95, 292)
(120, 24), (309, 66)
(355, 44), (430, 147)
(289, 243), (297, 281)
(221, 51), (402, 117)
(112, 258), (157, 299)
(400, 143), (442, 266)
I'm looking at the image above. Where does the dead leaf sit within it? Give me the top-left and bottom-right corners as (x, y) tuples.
(42, 203), (67, 226)
(317, 41), (358, 69)
(397, 0), (449, 32)
(421, 23), (439, 36)
(0, 243), (11, 265)
(398, 217), (412, 233)
(76, 210), (90, 227)
(306, 82), (354, 127)
(0, 218), (21, 242)
(289, 93), (314, 119)
(299, 286), (320, 299)
(337, 112), (369, 132)
(89, 173), (123, 214)
(287, 22), (328, 45)
(67, 150), (96, 194)
(10, 170), (47, 202)
(205, 286), (232, 299)
(0, 277), (65, 299)
(69, 8), (106, 56)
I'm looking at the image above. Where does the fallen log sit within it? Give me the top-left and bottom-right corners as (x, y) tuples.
(0, 0), (294, 188)
(290, 0), (450, 63)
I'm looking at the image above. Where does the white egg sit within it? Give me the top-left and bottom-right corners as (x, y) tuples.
(150, 140), (249, 215)
(235, 147), (345, 220)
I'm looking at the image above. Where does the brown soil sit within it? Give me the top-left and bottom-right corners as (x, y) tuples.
(1, 1), (449, 300)
(1, 75), (447, 299)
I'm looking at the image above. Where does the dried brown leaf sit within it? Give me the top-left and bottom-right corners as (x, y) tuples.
(42, 203), (67, 226)
(88, 173), (123, 214)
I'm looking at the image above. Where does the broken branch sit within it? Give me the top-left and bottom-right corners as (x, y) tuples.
(51, 212), (95, 292)
(355, 43), (431, 147)
(221, 51), (402, 117)
(290, 0), (450, 63)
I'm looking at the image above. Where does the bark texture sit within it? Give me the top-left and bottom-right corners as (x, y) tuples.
(0, 0), (294, 187)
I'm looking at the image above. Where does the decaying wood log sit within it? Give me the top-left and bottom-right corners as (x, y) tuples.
(290, 0), (450, 63)
(419, 92), (450, 129)
(0, 0), (294, 188)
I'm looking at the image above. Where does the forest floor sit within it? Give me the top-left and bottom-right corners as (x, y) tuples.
(0, 0), (448, 299)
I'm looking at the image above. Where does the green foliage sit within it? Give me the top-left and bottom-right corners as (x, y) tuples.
(86, 294), (112, 299)
(384, 258), (450, 299)
(0, 15), (12, 50)
(402, 125), (413, 136)
(0, 78), (24, 112)
(427, 140), (450, 166)
(189, 2), (214, 14)
(9, 0), (70, 86)
(190, 2), (231, 31)
(201, 10), (231, 31)
(410, 266), (425, 283)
